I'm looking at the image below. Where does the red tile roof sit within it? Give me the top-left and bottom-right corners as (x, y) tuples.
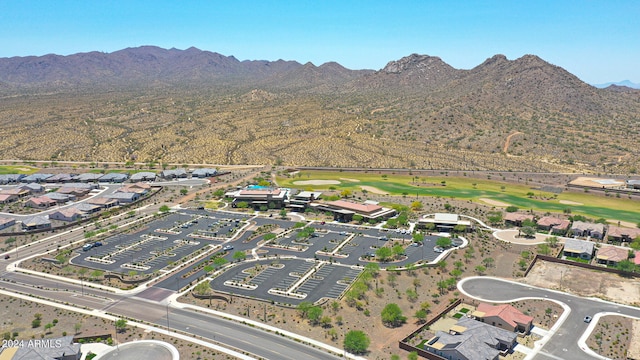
(476, 303), (533, 328)
(328, 200), (382, 213)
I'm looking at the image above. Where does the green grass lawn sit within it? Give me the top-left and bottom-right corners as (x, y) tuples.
(277, 171), (640, 224)
(0, 165), (40, 175)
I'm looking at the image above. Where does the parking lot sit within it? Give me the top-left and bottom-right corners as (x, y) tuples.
(211, 258), (362, 306)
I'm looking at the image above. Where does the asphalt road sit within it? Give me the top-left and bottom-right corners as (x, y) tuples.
(459, 277), (640, 360)
(0, 271), (342, 360)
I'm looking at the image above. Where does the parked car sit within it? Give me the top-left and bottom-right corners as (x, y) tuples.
(93, 241), (102, 247)
(82, 244), (93, 251)
(223, 245), (234, 251)
(584, 316), (592, 323)
(4, 254), (9, 260)
(433, 246), (444, 253)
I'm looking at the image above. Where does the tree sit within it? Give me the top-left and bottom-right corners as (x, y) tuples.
(235, 201), (249, 209)
(410, 201), (423, 211)
(364, 262), (380, 277)
(538, 243), (551, 255)
(521, 226), (536, 238)
(546, 236), (559, 248)
(453, 224), (467, 233)
(232, 251), (247, 262)
(352, 214), (363, 223)
(506, 206), (518, 212)
(44, 323), (54, 333)
(381, 303), (406, 327)
(307, 306), (323, 325)
(475, 265), (486, 274)
(616, 260), (636, 273)
(482, 257), (495, 268)
(194, 281), (210, 295)
(391, 243), (405, 258)
(213, 189), (225, 198)
(115, 319), (127, 333)
(344, 330), (370, 355)
(297, 301), (312, 318)
(408, 352), (418, 360)
(414, 309), (427, 324)
(487, 212), (503, 225)
(213, 257), (228, 268)
(406, 288), (418, 302)
(412, 232), (424, 244)
(159, 205), (170, 212)
(375, 247), (393, 262)
(180, 188), (188, 195)
(279, 208), (288, 219)
(436, 237), (452, 248)
(340, 189), (352, 198)
(74, 323), (82, 335)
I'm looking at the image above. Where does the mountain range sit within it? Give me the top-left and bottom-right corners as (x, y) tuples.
(0, 46), (638, 173)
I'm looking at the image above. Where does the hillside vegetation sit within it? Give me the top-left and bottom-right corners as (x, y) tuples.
(0, 47), (638, 173)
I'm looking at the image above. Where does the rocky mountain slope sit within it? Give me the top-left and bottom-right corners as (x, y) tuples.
(0, 47), (638, 173)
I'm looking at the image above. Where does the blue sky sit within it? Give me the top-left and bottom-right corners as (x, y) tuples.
(1, 1), (638, 84)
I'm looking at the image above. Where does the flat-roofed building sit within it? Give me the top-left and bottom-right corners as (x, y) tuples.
(417, 213), (472, 232)
(309, 199), (396, 222)
(227, 188), (289, 209)
(287, 190), (323, 211)
(21, 215), (51, 231)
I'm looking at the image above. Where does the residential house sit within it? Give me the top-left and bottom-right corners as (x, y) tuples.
(62, 182), (100, 190)
(18, 183), (44, 194)
(0, 187), (31, 198)
(417, 213), (472, 232)
(87, 197), (119, 208)
(596, 245), (629, 266)
(99, 172), (129, 183)
(607, 226), (640, 243)
(21, 215), (51, 231)
(73, 203), (102, 214)
(310, 199), (397, 222)
(106, 192), (139, 203)
(627, 180), (640, 190)
(563, 238), (595, 260)
(21, 173), (53, 183)
(7, 335), (81, 360)
(73, 173), (103, 182)
(473, 303), (534, 334)
(49, 208), (84, 222)
(571, 221), (605, 240)
(160, 168), (187, 179)
(0, 174), (25, 184)
(129, 171), (157, 182)
(57, 187), (90, 197)
(43, 192), (76, 203)
(191, 168), (217, 178)
(0, 217), (16, 231)
(26, 196), (57, 209)
(117, 182), (151, 195)
(0, 193), (18, 204)
(504, 213), (535, 227)
(536, 216), (570, 235)
(46, 173), (75, 183)
(424, 317), (517, 360)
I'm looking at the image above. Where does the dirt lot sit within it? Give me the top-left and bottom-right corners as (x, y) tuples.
(523, 260), (640, 359)
(0, 295), (232, 360)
